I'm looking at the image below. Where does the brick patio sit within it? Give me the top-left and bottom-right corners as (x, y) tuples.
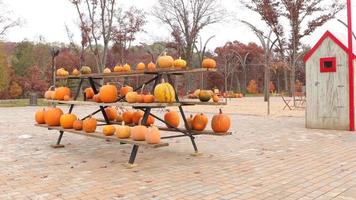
(1, 98), (356, 200)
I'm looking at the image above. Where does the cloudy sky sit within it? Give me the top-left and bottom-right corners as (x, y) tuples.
(3, 0), (355, 51)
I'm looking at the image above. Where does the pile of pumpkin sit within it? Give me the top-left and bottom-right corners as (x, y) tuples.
(34, 106), (162, 144)
(188, 89), (220, 103)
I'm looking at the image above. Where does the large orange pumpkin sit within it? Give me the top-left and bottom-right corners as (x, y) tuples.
(132, 110), (144, 125)
(211, 109), (231, 133)
(73, 119), (83, 130)
(35, 108), (46, 124)
(145, 126), (160, 144)
(103, 125), (116, 136)
(164, 110), (180, 128)
(83, 116), (97, 133)
(157, 53), (174, 68)
(202, 58), (217, 68)
(192, 113), (208, 131)
(60, 113), (77, 129)
(105, 107), (118, 121)
(54, 87), (71, 100)
(120, 86), (133, 97)
(85, 87), (95, 99)
(122, 111), (134, 124)
(143, 93), (155, 103)
(44, 107), (63, 126)
(99, 84), (118, 103)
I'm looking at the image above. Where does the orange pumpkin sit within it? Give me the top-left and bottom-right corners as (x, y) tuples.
(99, 84), (118, 103)
(105, 107), (118, 121)
(114, 65), (123, 72)
(145, 126), (160, 144)
(143, 93), (155, 103)
(103, 125), (116, 136)
(63, 95), (70, 101)
(54, 87), (71, 100)
(93, 94), (102, 103)
(131, 123), (147, 141)
(60, 113), (77, 129)
(164, 110), (180, 128)
(85, 87), (95, 99)
(35, 108), (46, 124)
(187, 114), (194, 129)
(73, 119), (83, 130)
(123, 63), (131, 72)
(132, 110), (144, 125)
(120, 86), (133, 97)
(44, 87), (55, 100)
(211, 109), (231, 133)
(192, 113), (208, 131)
(115, 122), (131, 139)
(147, 62), (156, 71)
(122, 111), (134, 124)
(157, 53), (174, 68)
(125, 91), (138, 103)
(202, 58), (217, 68)
(136, 62), (145, 70)
(83, 116), (97, 133)
(72, 68), (80, 76)
(116, 112), (123, 122)
(44, 107), (63, 126)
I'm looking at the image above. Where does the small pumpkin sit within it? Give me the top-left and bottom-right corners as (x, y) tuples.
(213, 94), (220, 103)
(80, 66), (92, 74)
(84, 87), (95, 99)
(44, 87), (55, 100)
(164, 110), (180, 128)
(147, 62), (156, 71)
(131, 121), (147, 141)
(103, 125), (116, 136)
(72, 68), (80, 76)
(187, 114), (194, 129)
(114, 65), (123, 72)
(193, 89), (201, 98)
(83, 116), (97, 133)
(99, 84), (118, 103)
(44, 107), (63, 126)
(136, 94), (144, 103)
(145, 125), (160, 144)
(103, 67), (111, 74)
(154, 79), (175, 103)
(115, 122), (131, 139)
(157, 53), (174, 68)
(132, 110), (144, 125)
(192, 113), (208, 131)
(123, 63), (131, 72)
(125, 91), (138, 103)
(93, 94), (102, 103)
(146, 115), (155, 126)
(202, 58), (216, 68)
(122, 111), (134, 124)
(54, 87), (71, 100)
(60, 113), (77, 129)
(136, 62), (145, 70)
(73, 119), (83, 130)
(35, 108), (46, 124)
(143, 93), (155, 103)
(105, 107), (118, 121)
(211, 109), (231, 134)
(174, 57), (187, 68)
(199, 90), (212, 102)
(120, 86), (133, 97)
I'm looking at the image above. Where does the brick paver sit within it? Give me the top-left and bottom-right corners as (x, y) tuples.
(1, 98), (356, 199)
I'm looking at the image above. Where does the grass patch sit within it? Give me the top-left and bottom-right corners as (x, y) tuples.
(0, 98), (48, 107)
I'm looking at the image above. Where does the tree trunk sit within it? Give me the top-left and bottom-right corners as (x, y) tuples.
(284, 68), (288, 92)
(243, 66), (247, 94)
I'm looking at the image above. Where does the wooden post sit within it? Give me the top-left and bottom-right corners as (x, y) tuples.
(347, 0), (354, 131)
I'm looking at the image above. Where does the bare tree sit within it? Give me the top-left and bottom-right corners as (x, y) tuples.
(70, 0), (116, 72)
(0, 1), (20, 39)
